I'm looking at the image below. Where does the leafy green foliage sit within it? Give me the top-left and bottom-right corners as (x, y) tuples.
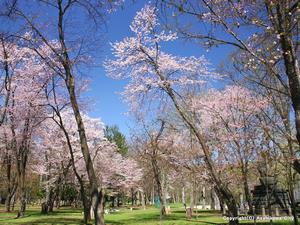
(104, 125), (128, 156)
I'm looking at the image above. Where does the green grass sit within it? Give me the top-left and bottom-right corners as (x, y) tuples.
(0, 204), (294, 224)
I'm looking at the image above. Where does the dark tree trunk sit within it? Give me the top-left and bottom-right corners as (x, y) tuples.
(78, 178), (91, 224)
(16, 141), (29, 218)
(151, 157), (166, 218)
(241, 168), (253, 214)
(274, 2), (300, 174)
(111, 196), (115, 208)
(5, 184), (17, 212)
(17, 172), (27, 218)
(131, 188), (134, 206)
(117, 194), (121, 207)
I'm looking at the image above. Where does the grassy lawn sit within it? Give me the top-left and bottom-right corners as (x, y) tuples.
(0, 204), (294, 224)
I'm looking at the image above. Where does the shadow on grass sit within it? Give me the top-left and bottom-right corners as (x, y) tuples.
(19, 217), (84, 224)
(0, 216), (84, 224)
(0, 207), (84, 224)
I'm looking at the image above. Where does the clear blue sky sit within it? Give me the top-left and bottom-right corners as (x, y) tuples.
(87, 1), (231, 137)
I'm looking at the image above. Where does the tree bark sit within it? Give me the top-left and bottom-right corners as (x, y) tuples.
(16, 122), (30, 218)
(5, 183), (17, 212)
(141, 190), (146, 209)
(241, 168), (253, 214)
(17, 172), (27, 218)
(182, 186), (186, 205)
(151, 157), (166, 218)
(274, 1), (300, 173)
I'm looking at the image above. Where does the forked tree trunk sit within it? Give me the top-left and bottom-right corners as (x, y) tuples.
(5, 184), (17, 212)
(91, 188), (105, 225)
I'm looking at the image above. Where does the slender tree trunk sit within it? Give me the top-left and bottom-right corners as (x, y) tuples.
(210, 190), (215, 210)
(117, 194), (121, 207)
(5, 184), (17, 212)
(5, 196), (11, 212)
(151, 157), (166, 218)
(17, 172), (27, 218)
(190, 185), (194, 210)
(162, 173), (168, 211)
(182, 186), (186, 205)
(11, 193), (16, 211)
(152, 184), (155, 205)
(5, 153), (12, 212)
(17, 143), (29, 218)
(131, 188), (134, 206)
(141, 190), (146, 210)
(287, 164), (299, 225)
(241, 169), (253, 214)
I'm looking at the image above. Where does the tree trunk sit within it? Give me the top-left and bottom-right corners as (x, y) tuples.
(57, 1), (104, 223)
(117, 194), (121, 207)
(17, 172), (27, 218)
(151, 157), (166, 218)
(91, 189), (105, 225)
(287, 162), (299, 225)
(141, 190), (146, 209)
(275, 2), (300, 169)
(11, 194), (16, 211)
(131, 188), (134, 206)
(4, 152), (17, 212)
(190, 185), (194, 210)
(162, 173), (168, 211)
(210, 190), (215, 210)
(5, 184), (17, 212)
(5, 196), (11, 212)
(182, 186), (186, 205)
(78, 180), (91, 225)
(241, 169), (253, 214)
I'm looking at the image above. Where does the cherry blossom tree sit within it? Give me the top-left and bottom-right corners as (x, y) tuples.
(130, 120), (170, 218)
(228, 42), (299, 223)
(34, 124), (72, 214)
(160, 0), (300, 174)
(105, 5), (241, 224)
(0, 1), (124, 223)
(191, 85), (269, 212)
(0, 38), (55, 217)
(0, 38), (17, 212)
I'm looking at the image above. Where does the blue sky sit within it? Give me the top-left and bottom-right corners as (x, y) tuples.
(87, 1), (232, 137)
